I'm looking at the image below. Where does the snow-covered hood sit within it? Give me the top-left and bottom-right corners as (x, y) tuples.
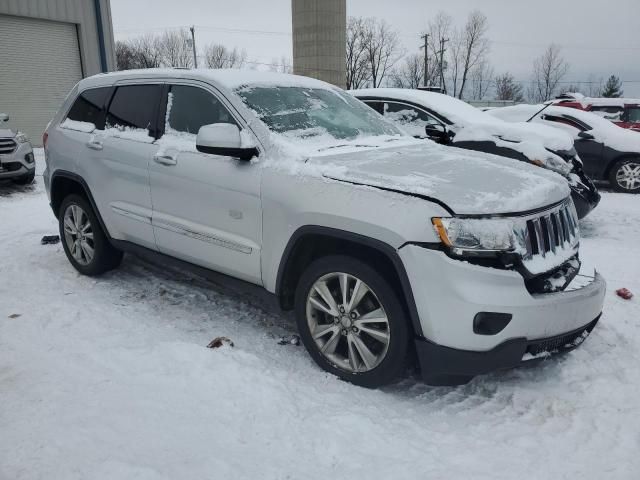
(308, 142), (570, 216)
(0, 128), (15, 138)
(452, 120), (574, 155)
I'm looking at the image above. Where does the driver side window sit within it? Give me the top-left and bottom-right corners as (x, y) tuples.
(165, 85), (237, 136)
(383, 102), (440, 138)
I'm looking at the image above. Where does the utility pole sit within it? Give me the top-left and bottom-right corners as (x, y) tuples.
(438, 37), (449, 93)
(420, 33), (429, 87)
(189, 25), (198, 68)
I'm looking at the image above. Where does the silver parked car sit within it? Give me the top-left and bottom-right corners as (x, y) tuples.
(0, 113), (35, 184)
(43, 69), (606, 387)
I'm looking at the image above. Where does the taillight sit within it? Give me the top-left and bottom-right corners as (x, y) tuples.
(42, 131), (48, 148)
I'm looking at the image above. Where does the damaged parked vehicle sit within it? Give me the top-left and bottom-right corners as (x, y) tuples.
(44, 70), (605, 387)
(351, 88), (601, 219)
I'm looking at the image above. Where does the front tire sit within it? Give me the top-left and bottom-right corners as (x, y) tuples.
(58, 194), (123, 276)
(294, 255), (410, 388)
(609, 159), (640, 193)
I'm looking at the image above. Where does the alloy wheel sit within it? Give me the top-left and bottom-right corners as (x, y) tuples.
(63, 204), (95, 266)
(615, 162), (640, 191)
(305, 272), (390, 373)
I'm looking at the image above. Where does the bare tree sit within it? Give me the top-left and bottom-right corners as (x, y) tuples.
(495, 72), (525, 102)
(269, 56), (292, 74)
(454, 11), (490, 99)
(531, 44), (569, 102)
(204, 44), (247, 69)
(127, 35), (163, 68)
(158, 29), (193, 68)
(390, 54), (426, 89)
(470, 60), (494, 100)
(427, 12), (453, 93)
(361, 17), (403, 88)
(346, 17), (370, 89)
(116, 40), (138, 70)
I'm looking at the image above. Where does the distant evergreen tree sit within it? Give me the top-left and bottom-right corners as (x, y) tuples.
(601, 75), (623, 98)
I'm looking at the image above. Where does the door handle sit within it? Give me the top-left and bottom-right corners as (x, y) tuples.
(153, 154), (177, 166)
(86, 140), (103, 151)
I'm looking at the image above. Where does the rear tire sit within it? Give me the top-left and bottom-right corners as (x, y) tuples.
(294, 255), (410, 388)
(609, 158), (640, 193)
(58, 194), (123, 276)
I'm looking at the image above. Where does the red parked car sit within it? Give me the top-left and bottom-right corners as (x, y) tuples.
(553, 94), (640, 132)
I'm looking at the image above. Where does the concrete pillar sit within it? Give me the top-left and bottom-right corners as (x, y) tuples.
(292, 0), (346, 88)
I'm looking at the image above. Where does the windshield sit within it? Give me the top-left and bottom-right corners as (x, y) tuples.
(235, 85), (404, 146)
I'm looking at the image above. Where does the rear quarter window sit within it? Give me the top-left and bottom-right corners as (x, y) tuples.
(66, 87), (111, 130)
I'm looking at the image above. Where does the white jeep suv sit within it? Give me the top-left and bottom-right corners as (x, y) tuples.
(0, 113), (35, 184)
(43, 69), (606, 387)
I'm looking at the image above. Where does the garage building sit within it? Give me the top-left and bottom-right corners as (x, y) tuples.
(0, 0), (116, 145)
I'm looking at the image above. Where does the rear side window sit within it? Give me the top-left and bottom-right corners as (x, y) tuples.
(165, 85), (237, 135)
(66, 87), (111, 130)
(106, 85), (162, 135)
(363, 101), (384, 115)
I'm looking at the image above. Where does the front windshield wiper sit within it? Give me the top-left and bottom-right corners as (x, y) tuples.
(317, 144), (379, 152)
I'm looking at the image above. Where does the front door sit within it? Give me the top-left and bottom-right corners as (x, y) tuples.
(149, 83), (263, 284)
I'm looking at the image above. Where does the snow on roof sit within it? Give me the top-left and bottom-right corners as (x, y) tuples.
(351, 88), (493, 125)
(78, 68), (334, 92)
(350, 88), (574, 154)
(556, 96), (640, 107)
(488, 104), (640, 153)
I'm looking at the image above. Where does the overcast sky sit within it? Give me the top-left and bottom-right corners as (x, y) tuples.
(111, 0), (640, 96)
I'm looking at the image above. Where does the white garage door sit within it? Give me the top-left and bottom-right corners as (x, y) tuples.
(0, 15), (83, 146)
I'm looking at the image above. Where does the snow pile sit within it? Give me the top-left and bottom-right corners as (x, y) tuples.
(488, 104), (640, 153)
(1, 151), (639, 479)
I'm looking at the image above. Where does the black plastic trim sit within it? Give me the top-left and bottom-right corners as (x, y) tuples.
(416, 315), (600, 386)
(275, 225), (425, 338)
(49, 170), (112, 241)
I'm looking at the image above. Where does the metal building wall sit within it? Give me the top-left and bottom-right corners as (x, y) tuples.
(0, 0), (116, 75)
(292, 0), (346, 87)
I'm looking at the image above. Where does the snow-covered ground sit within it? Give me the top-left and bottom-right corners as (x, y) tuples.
(1, 151), (639, 479)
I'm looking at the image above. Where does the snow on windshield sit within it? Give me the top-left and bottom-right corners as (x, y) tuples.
(234, 85), (407, 153)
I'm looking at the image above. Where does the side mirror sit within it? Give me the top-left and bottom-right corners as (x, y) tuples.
(424, 124), (449, 144)
(196, 123), (259, 161)
(0, 113), (9, 122)
(578, 131), (595, 141)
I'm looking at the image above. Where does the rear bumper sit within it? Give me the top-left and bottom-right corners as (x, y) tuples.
(416, 316), (600, 385)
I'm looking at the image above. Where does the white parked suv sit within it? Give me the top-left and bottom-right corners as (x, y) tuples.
(0, 113), (36, 184)
(43, 69), (606, 387)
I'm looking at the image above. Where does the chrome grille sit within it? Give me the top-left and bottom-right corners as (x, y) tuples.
(521, 200), (579, 261)
(0, 138), (17, 154)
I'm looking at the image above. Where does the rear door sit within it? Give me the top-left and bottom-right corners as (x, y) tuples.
(149, 83), (262, 284)
(84, 83), (163, 250)
(542, 114), (605, 179)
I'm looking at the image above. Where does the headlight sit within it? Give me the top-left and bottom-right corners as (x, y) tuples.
(15, 132), (29, 144)
(432, 217), (526, 256)
(532, 156), (572, 176)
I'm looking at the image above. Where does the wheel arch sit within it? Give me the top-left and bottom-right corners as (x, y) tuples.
(50, 170), (111, 240)
(275, 226), (424, 338)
